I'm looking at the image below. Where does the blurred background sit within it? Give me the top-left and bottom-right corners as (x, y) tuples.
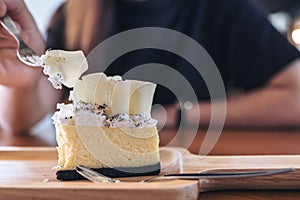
(24, 0), (65, 38)
(257, 0), (300, 50)
(24, 0), (300, 50)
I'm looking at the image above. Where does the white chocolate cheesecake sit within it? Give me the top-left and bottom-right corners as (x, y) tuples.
(41, 50), (160, 180)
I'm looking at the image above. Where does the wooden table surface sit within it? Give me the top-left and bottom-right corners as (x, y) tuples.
(1, 146), (300, 200)
(1, 127), (300, 200)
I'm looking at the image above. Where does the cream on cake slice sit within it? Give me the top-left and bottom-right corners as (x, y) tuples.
(41, 50), (88, 89)
(41, 50), (160, 180)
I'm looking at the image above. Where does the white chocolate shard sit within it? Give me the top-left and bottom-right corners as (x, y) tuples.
(93, 74), (112, 109)
(129, 80), (156, 117)
(103, 75), (123, 116)
(73, 79), (87, 103)
(110, 81), (131, 116)
(82, 73), (106, 104)
(73, 73), (104, 104)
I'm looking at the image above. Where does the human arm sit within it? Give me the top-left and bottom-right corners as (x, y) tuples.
(0, 0), (62, 134)
(191, 59), (300, 127)
(156, 59), (300, 128)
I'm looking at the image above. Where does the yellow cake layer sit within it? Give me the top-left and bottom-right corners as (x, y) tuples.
(56, 124), (160, 170)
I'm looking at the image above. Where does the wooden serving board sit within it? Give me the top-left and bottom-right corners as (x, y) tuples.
(0, 147), (300, 200)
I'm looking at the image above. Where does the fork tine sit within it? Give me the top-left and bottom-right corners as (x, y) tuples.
(17, 55), (39, 67)
(26, 55), (43, 66)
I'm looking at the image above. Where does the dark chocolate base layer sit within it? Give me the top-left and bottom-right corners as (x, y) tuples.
(56, 163), (161, 181)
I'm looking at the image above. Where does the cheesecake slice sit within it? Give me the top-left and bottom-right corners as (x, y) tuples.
(42, 50), (160, 181)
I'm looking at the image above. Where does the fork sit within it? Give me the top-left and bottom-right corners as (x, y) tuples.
(76, 165), (294, 183)
(0, 15), (43, 67)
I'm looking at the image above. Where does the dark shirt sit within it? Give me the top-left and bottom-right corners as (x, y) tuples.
(47, 0), (300, 105)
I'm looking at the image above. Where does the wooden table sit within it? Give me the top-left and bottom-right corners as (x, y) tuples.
(0, 146), (300, 200)
(199, 191), (300, 200)
(1, 128), (300, 200)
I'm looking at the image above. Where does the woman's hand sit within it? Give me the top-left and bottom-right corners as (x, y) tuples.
(0, 0), (46, 89)
(0, 0), (62, 134)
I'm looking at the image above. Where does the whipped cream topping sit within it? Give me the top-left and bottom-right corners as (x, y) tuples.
(43, 66), (63, 89)
(52, 101), (157, 128)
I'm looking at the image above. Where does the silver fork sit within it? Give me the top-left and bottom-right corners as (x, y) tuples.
(76, 165), (294, 183)
(0, 15), (43, 67)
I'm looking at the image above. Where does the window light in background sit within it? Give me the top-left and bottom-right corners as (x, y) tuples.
(269, 12), (292, 34)
(292, 29), (300, 45)
(290, 16), (300, 50)
(24, 0), (65, 39)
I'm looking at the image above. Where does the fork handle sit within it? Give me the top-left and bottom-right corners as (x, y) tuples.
(0, 15), (22, 40)
(0, 15), (32, 54)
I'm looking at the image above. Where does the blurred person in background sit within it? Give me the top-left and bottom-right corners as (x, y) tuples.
(0, 0), (300, 137)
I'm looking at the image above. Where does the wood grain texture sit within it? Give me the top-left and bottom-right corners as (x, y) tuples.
(0, 181), (198, 200)
(178, 148), (300, 192)
(0, 147), (198, 200)
(199, 191), (300, 200)
(0, 147), (57, 160)
(1, 147), (300, 200)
